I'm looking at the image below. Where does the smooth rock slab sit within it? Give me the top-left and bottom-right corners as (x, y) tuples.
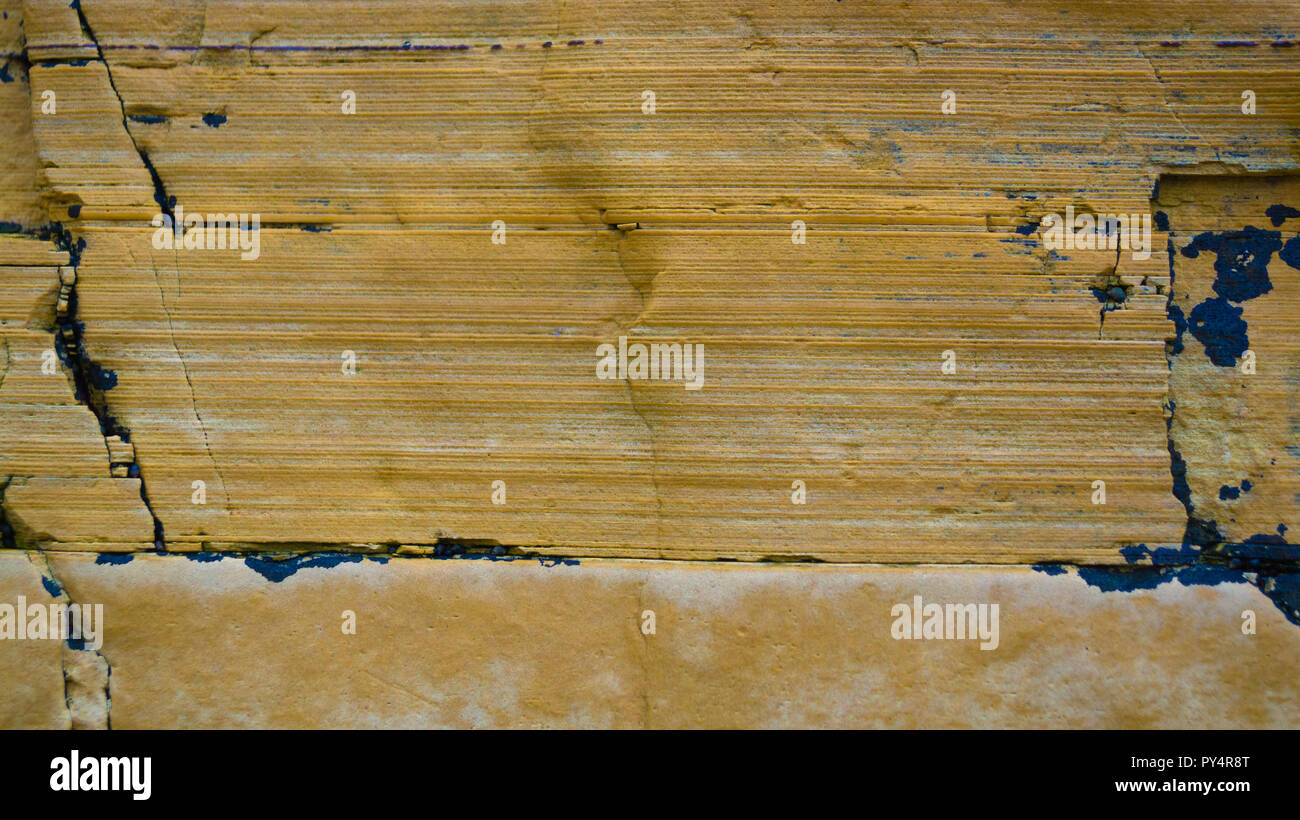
(4, 551), (1289, 729)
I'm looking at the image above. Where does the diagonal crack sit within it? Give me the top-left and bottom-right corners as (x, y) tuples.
(611, 235), (665, 550)
(41, 2), (175, 548)
(145, 253), (230, 505)
(623, 379), (664, 551)
(1135, 47), (1197, 143)
(41, 223), (165, 548)
(73, 0), (176, 220)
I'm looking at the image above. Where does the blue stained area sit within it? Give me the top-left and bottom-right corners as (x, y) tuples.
(87, 548), (583, 580)
(1218, 479), (1252, 501)
(1165, 302), (1187, 356)
(1187, 297), (1248, 366)
(1174, 225), (1300, 367)
(1076, 562), (1244, 592)
(1280, 236), (1300, 270)
(41, 574), (63, 598)
(1180, 226), (1279, 302)
(242, 552), (380, 582)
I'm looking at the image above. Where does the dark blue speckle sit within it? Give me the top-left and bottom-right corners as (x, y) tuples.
(184, 552), (225, 563)
(1265, 204), (1300, 227)
(201, 113), (227, 128)
(41, 574), (63, 598)
(88, 361), (117, 391)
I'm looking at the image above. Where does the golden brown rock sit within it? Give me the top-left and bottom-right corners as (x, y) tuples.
(0, 0), (1296, 729)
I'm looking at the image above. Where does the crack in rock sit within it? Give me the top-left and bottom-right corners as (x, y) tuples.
(42, 223), (165, 548)
(73, 0), (176, 220)
(29, 552), (111, 730)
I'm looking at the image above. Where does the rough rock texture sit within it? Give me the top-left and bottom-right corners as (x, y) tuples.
(0, 0), (1296, 727)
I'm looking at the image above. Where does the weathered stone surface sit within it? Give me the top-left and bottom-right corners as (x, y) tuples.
(3, 476), (154, 546)
(0, 0), (1296, 728)
(20, 551), (1297, 729)
(7, 0), (1297, 560)
(0, 0), (42, 230)
(1156, 174), (1298, 550)
(0, 553), (73, 729)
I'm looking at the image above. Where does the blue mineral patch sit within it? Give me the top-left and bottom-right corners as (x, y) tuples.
(1280, 236), (1300, 270)
(41, 574), (63, 598)
(1181, 226), (1280, 302)
(1165, 303), (1187, 356)
(1187, 296), (1248, 366)
(1265, 204), (1300, 227)
(1075, 563), (1244, 593)
(1218, 479), (1253, 500)
(242, 552), (389, 582)
(1261, 575), (1300, 626)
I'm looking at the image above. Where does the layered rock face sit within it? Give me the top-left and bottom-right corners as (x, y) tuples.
(0, 0), (1296, 728)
